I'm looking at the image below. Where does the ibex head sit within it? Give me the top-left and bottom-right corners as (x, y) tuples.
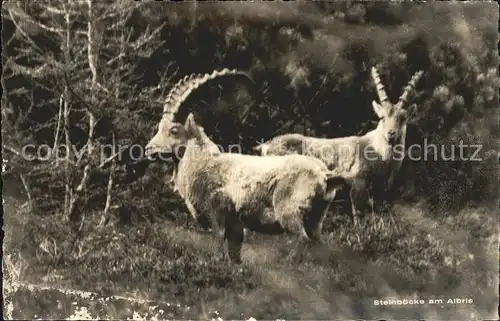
(145, 112), (204, 159)
(145, 69), (253, 159)
(370, 67), (424, 145)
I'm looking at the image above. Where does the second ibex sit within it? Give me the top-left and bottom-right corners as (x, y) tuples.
(254, 66), (424, 225)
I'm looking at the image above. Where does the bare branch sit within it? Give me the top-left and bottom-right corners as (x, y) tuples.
(98, 150), (122, 169)
(7, 11), (44, 54)
(101, 132), (117, 226)
(2, 145), (25, 158)
(19, 174), (33, 212)
(271, 119), (295, 136)
(6, 4), (65, 35)
(75, 110), (96, 193)
(62, 2), (73, 214)
(132, 22), (167, 51)
(63, 94), (72, 216)
(45, 6), (66, 15)
(105, 53), (126, 66)
(66, 0), (102, 222)
(86, 0), (98, 87)
(95, 82), (111, 94)
(5, 60), (55, 79)
(2, 144), (52, 163)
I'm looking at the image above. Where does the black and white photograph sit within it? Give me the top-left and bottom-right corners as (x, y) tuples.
(2, 1), (499, 319)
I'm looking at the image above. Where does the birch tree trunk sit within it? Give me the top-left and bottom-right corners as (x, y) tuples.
(67, 0), (98, 224)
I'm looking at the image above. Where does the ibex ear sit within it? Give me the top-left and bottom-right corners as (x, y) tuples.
(184, 113), (202, 140)
(372, 101), (386, 118)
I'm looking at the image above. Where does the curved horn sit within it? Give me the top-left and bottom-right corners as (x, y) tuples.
(162, 68), (253, 120)
(397, 70), (424, 108)
(371, 66), (389, 104)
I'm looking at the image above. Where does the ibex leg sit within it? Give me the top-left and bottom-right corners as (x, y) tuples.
(207, 192), (232, 261)
(209, 210), (226, 261)
(224, 212), (244, 264)
(303, 196), (331, 244)
(350, 179), (368, 226)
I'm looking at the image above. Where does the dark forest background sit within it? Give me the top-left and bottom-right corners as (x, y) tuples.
(2, 1), (498, 319)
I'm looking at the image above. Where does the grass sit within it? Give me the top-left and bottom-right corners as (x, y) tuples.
(3, 196), (498, 320)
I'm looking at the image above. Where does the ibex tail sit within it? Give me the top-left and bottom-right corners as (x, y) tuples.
(324, 171), (349, 201)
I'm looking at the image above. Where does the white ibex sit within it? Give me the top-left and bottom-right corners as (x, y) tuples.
(253, 67), (424, 225)
(145, 69), (347, 263)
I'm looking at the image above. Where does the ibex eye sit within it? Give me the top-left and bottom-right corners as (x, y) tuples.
(170, 127), (180, 135)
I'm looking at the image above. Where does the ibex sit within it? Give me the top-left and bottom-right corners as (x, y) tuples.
(145, 69), (347, 263)
(253, 67), (424, 225)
